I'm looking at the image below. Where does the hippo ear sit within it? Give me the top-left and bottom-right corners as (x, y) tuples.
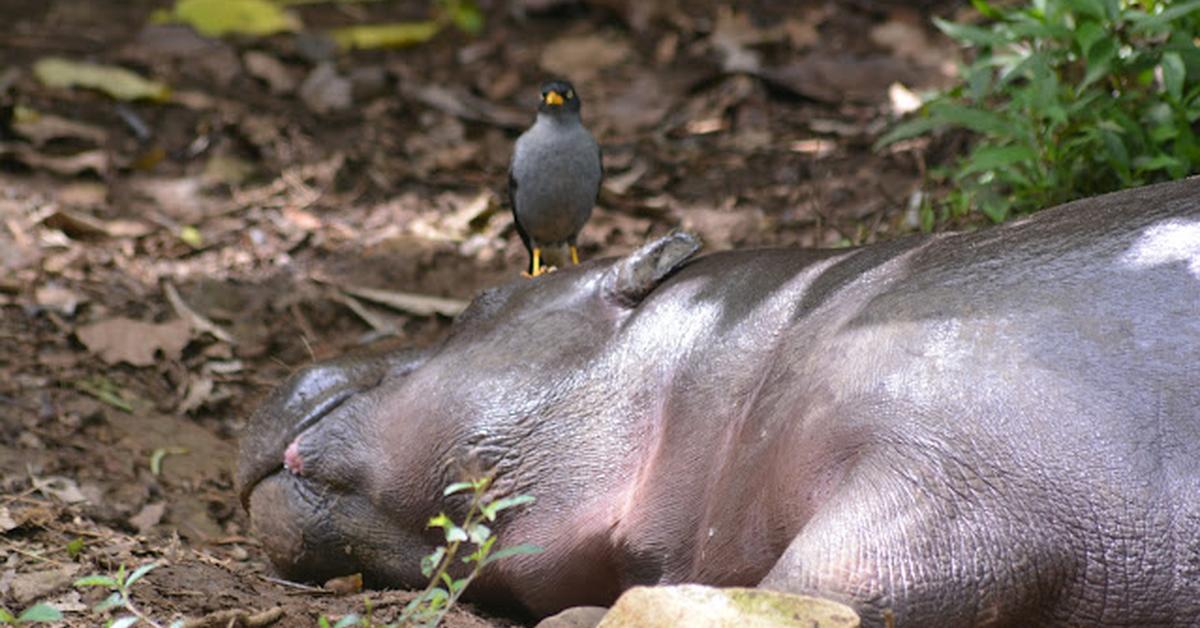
(602, 231), (702, 307)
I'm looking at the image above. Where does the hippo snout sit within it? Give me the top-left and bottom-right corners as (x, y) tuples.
(236, 349), (426, 508)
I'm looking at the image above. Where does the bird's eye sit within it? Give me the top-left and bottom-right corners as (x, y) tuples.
(566, 89), (575, 99)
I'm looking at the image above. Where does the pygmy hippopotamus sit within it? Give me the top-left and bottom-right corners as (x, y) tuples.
(238, 178), (1200, 626)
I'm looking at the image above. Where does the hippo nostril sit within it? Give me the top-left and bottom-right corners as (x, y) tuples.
(284, 437), (305, 475)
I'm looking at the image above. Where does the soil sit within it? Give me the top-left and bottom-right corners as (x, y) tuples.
(1, 0), (963, 625)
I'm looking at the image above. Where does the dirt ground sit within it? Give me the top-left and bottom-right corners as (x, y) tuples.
(1, 0), (964, 625)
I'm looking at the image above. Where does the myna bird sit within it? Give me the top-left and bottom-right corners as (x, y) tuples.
(509, 79), (603, 277)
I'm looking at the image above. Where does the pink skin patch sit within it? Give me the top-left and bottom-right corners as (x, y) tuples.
(283, 437), (304, 475)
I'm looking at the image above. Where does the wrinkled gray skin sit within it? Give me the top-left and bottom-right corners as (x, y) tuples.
(239, 178), (1200, 626)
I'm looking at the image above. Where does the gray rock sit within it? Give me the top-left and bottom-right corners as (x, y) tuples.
(535, 606), (608, 628)
(299, 63), (352, 114)
(596, 585), (860, 628)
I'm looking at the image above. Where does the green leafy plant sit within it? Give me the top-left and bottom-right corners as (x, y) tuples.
(74, 562), (178, 628)
(879, 0), (1200, 227)
(0, 604), (63, 625)
(329, 477), (541, 628)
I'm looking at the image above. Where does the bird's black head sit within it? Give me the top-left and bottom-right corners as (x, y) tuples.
(537, 79), (582, 115)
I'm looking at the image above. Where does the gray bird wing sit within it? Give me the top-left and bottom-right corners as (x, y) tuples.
(596, 142), (604, 199)
(508, 165), (532, 253)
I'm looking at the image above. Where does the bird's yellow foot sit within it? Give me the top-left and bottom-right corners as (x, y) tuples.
(523, 248), (553, 278)
(570, 245), (580, 265)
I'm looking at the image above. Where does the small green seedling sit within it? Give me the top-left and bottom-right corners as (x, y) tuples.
(74, 562), (180, 628)
(326, 477), (541, 628)
(400, 476), (541, 627)
(0, 603), (63, 625)
(66, 537), (85, 559)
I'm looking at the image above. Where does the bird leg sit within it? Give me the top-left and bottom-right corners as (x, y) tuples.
(570, 245), (580, 265)
(523, 248), (547, 278)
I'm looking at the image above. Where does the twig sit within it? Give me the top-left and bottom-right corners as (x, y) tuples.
(260, 575), (327, 593)
(332, 283), (468, 318)
(329, 290), (398, 337)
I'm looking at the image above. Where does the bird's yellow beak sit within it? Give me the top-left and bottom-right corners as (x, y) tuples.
(543, 91), (564, 106)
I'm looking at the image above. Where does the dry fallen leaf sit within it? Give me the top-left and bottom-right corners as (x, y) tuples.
(539, 32), (632, 81)
(759, 55), (923, 104)
(33, 57), (170, 102)
(0, 144), (108, 176)
(0, 506), (17, 533)
(30, 475), (87, 504)
(331, 21), (441, 50)
(242, 50), (296, 94)
(158, 0), (302, 38)
(11, 108), (108, 146)
(43, 208), (151, 239)
(709, 5), (785, 73)
(35, 284), (86, 316)
(129, 502), (167, 533)
(338, 284), (467, 318)
(75, 317), (191, 366)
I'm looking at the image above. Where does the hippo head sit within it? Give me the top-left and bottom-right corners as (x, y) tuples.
(236, 233), (701, 615)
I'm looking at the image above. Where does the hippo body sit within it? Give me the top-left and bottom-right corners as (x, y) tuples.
(239, 179), (1200, 626)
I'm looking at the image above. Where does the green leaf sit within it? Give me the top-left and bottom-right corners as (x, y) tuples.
(480, 494), (535, 521)
(318, 617), (332, 628)
(1080, 37), (1116, 92)
(481, 543), (544, 567)
(66, 537), (85, 559)
(94, 592), (124, 612)
(1134, 153), (1183, 172)
(919, 202), (935, 232)
(332, 615), (362, 628)
(331, 22), (441, 50)
(125, 562), (159, 588)
(423, 587), (448, 607)
(1063, 0), (1107, 19)
(440, 0), (484, 35)
(73, 575), (118, 588)
(442, 482), (475, 497)
(1072, 20), (1104, 57)
(466, 523), (491, 544)
(959, 145), (1039, 177)
(927, 103), (1022, 138)
(109, 616), (138, 628)
(874, 115), (942, 149)
(980, 201), (1010, 223)
(933, 17), (1006, 47)
(164, 0), (301, 37)
(1129, 0), (1200, 33)
(16, 604), (63, 623)
(427, 513), (452, 530)
(447, 577), (469, 594)
(421, 547), (446, 578)
(0, 608), (14, 623)
(445, 525), (468, 543)
(34, 58), (170, 102)
(969, 0), (1003, 20)
(1161, 52), (1186, 102)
